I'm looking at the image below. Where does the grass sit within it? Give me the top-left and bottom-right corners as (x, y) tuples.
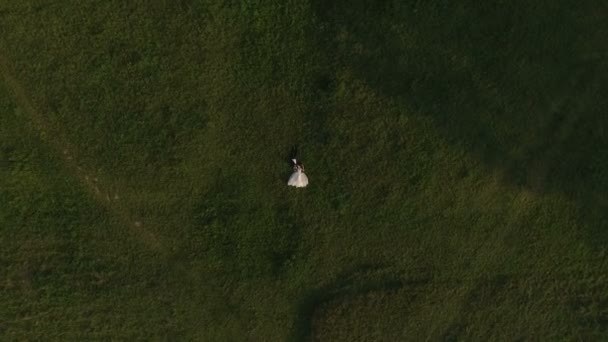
(1, 0), (607, 340)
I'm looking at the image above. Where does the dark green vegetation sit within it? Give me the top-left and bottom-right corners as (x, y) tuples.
(1, 0), (607, 340)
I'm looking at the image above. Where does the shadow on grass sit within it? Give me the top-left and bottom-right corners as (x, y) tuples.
(312, 0), (608, 246)
(290, 263), (429, 341)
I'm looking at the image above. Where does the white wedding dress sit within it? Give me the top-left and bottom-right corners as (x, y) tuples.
(288, 159), (308, 188)
(288, 169), (308, 187)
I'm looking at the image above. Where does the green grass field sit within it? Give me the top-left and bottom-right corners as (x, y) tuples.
(1, 0), (608, 340)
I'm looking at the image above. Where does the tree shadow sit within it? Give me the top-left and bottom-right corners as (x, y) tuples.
(312, 0), (608, 246)
(290, 263), (429, 341)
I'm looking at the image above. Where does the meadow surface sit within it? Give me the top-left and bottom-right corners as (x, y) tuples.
(1, 0), (607, 340)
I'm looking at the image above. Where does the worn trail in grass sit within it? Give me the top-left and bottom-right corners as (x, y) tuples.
(0, 53), (163, 251)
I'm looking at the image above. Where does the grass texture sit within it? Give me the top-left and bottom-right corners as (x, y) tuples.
(1, 0), (607, 340)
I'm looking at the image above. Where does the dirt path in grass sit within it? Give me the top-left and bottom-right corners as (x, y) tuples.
(0, 54), (164, 252)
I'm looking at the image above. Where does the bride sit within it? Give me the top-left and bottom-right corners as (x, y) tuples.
(288, 158), (308, 188)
